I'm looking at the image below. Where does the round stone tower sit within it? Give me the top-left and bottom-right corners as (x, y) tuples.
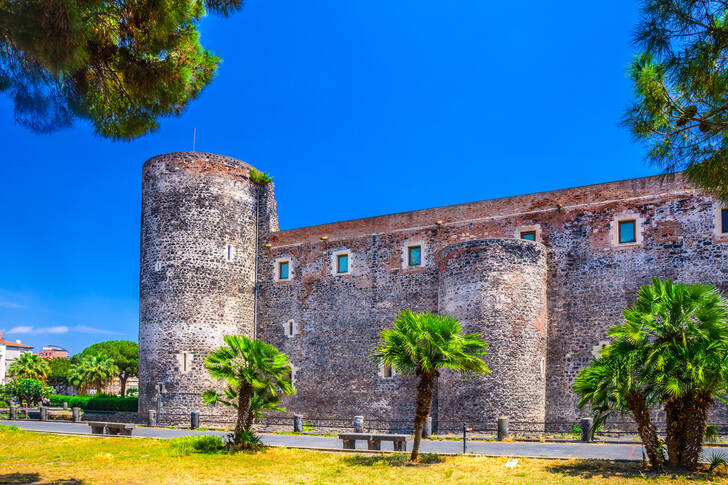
(436, 239), (548, 425)
(139, 152), (264, 423)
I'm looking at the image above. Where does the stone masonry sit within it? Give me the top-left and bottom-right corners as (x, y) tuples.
(139, 152), (728, 428)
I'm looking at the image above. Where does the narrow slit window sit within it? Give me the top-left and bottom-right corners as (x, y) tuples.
(226, 244), (234, 262)
(337, 254), (348, 274)
(279, 261), (289, 280)
(520, 231), (536, 241)
(382, 365), (393, 379)
(289, 320), (294, 336)
(408, 246), (421, 266)
(722, 209), (728, 234)
(619, 220), (636, 244)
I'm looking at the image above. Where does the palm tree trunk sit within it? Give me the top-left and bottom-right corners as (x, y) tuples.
(679, 392), (712, 471)
(410, 371), (435, 461)
(626, 391), (663, 471)
(235, 383), (253, 442)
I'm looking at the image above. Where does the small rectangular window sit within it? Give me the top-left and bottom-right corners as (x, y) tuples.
(722, 209), (728, 234)
(383, 365), (393, 379)
(520, 231), (536, 241)
(619, 220), (636, 244)
(337, 254), (348, 274)
(408, 246), (421, 266)
(279, 261), (289, 280)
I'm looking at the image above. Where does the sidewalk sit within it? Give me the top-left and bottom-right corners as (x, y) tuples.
(3, 419), (723, 462)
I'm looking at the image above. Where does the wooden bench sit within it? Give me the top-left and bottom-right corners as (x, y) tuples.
(338, 433), (408, 451)
(86, 421), (135, 436)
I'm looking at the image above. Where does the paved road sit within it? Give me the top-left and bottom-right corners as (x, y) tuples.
(2, 419), (723, 462)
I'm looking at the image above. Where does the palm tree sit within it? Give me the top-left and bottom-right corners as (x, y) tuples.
(573, 342), (664, 471)
(372, 310), (490, 461)
(69, 354), (119, 394)
(8, 352), (50, 382)
(202, 335), (295, 447)
(608, 278), (728, 471)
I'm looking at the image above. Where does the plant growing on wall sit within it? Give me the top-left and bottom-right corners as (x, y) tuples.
(248, 168), (273, 186)
(575, 278), (728, 471)
(372, 310), (490, 461)
(8, 352), (50, 382)
(202, 335), (294, 450)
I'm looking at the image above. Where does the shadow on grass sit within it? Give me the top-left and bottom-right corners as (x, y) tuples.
(344, 453), (443, 467)
(0, 473), (84, 484)
(547, 460), (723, 482)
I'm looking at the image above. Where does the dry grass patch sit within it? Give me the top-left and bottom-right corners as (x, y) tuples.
(1, 426), (727, 484)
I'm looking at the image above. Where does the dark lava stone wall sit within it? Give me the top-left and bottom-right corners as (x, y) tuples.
(437, 239), (547, 426)
(139, 152), (263, 421)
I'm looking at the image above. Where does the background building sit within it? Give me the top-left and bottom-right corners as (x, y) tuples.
(0, 332), (33, 384)
(38, 345), (69, 359)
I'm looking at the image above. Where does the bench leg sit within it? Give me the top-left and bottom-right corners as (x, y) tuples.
(120, 428), (133, 436)
(90, 425), (105, 435)
(107, 427), (120, 435)
(394, 441), (406, 452)
(367, 440), (381, 451)
(342, 439), (355, 450)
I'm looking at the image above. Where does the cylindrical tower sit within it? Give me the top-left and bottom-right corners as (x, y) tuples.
(436, 239), (548, 426)
(139, 152), (262, 423)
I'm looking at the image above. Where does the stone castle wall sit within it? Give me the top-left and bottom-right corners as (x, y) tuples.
(140, 152), (728, 427)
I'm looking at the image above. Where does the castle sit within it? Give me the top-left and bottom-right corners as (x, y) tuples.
(138, 152), (728, 429)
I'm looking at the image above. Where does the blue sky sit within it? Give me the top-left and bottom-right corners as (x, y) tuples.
(0, 0), (648, 354)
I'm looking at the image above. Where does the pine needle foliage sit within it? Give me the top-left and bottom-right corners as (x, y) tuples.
(624, 0), (728, 199)
(372, 310), (489, 461)
(0, 0), (246, 140)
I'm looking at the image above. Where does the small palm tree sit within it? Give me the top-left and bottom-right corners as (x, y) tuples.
(573, 343), (664, 471)
(372, 310), (490, 461)
(8, 352), (50, 382)
(202, 335), (295, 448)
(609, 278), (728, 471)
(69, 354), (119, 394)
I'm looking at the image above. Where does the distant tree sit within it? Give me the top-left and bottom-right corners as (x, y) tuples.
(46, 357), (72, 389)
(202, 335), (295, 449)
(623, 0), (728, 199)
(77, 341), (137, 396)
(0, 0), (245, 140)
(372, 310), (490, 461)
(69, 354), (118, 394)
(7, 352), (49, 382)
(1, 378), (53, 406)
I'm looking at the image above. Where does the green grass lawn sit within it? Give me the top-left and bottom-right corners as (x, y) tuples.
(1, 426), (727, 484)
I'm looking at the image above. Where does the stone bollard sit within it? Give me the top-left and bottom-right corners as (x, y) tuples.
(190, 412), (199, 430)
(72, 407), (81, 423)
(148, 410), (157, 427)
(497, 417), (509, 441)
(63, 402), (68, 410)
(422, 416), (432, 439)
(353, 415), (365, 433)
(9, 405), (17, 421)
(580, 417), (593, 442)
(39, 405), (48, 422)
(293, 414), (303, 433)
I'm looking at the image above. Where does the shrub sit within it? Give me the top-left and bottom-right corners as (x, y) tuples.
(248, 167), (272, 186)
(1, 378), (53, 405)
(49, 394), (138, 412)
(169, 435), (226, 456)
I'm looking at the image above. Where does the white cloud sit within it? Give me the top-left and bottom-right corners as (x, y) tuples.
(0, 301), (24, 309)
(6, 325), (119, 335)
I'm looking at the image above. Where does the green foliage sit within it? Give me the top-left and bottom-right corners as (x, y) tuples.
(0, 0), (245, 140)
(1, 378), (53, 405)
(346, 453), (442, 466)
(623, 1), (728, 199)
(709, 453), (728, 472)
(203, 335), (295, 447)
(0, 424), (20, 432)
(48, 394), (138, 412)
(76, 341), (137, 396)
(706, 424), (719, 442)
(69, 354), (119, 394)
(47, 357), (72, 387)
(7, 352), (50, 382)
(225, 429), (263, 451)
(168, 435), (227, 456)
(248, 168), (273, 186)
(372, 310), (490, 377)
